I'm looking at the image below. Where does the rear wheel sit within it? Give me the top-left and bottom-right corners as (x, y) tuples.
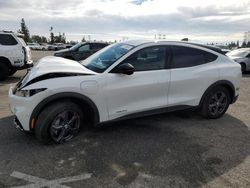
(200, 86), (231, 119)
(0, 63), (9, 81)
(240, 63), (246, 73)
(35, 102), (83, 144)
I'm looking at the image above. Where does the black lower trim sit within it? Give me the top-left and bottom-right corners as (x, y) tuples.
(13, 116), (24, 131)
(99, 105), (195, 126)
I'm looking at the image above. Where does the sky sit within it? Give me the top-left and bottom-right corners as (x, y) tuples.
(0, 0), (250, 43)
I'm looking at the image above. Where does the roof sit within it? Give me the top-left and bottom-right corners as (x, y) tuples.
(123, 40), (224, 54)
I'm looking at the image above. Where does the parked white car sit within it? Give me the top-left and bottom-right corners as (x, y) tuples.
(9, 40), (241, 144)
(0, 31), (33, 80)
(27, 43), (46, 50)
(226, 48), (250, 73)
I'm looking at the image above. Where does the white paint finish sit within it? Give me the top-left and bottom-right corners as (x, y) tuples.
(0, 32), (32, 68)
(11, 171), (92, 188)
(168, 61), (219, 106)
(22, 56), (97, 86)
(8, 40), (241, 131)
(105, 69), (170, 119)
(80, 80), (99, 95)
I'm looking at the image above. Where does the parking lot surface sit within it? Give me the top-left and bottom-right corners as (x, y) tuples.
(0, 51), (250, 187)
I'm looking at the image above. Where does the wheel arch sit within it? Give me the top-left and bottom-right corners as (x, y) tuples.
(199, 80), (235, 107)
(30, 92), (100, 131)
(0, 56), (11, 68)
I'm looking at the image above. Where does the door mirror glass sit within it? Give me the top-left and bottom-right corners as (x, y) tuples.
(114, 63), (134, 75)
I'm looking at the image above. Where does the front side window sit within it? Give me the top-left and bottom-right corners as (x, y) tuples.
(171, 46), (214, 68)
(78, 44), (90, 52)
(0, 34), (18, 45)
(121, 46), (166, 71)
(81, 43), (134, 73)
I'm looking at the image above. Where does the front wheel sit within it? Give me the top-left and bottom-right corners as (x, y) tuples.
(9, 68), (17, 76)
(200, 86), (231, 119)
(0, 63), (9, 81)
(35, 102), (83, 144)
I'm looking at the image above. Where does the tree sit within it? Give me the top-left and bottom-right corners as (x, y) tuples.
(31, 35), (48, 43)
(81, 36), (86, 42)
(50, 27), (54, 44)
(237, 40), (239, 47)
(19, 18), (30, 42)
(242, 41), (247, 48)
(181, 38), (188, 41)
(246, 42), (250, 47)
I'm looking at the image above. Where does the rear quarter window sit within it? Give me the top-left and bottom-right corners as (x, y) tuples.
(0, 34), (18, 45)
(171, 46), (218, 68)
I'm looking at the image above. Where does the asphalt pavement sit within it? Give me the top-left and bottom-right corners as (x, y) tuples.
(0, 51), (250, 188)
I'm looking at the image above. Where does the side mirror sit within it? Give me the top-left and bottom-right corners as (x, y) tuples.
(114, 63), (135, 75)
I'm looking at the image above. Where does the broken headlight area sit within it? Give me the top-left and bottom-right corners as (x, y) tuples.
(15, 88), (47, 97)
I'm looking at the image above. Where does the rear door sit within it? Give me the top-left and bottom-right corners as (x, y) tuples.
(168, 45), (219, 107)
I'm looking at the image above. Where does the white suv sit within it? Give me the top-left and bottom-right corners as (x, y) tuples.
(9, 40), (241, 144)
(0, 31), (33, 80)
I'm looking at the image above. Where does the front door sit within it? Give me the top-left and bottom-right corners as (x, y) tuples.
(105, 46), (171, 120)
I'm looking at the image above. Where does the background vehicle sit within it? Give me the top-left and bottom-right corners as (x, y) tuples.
(54, 42), (109, 61)
(27, 43), (45, 50)
(9, 40), (241, 144)
(226, 48), (250, 73)
(0, 31), (33, 80)
(53, 43), (65, 51)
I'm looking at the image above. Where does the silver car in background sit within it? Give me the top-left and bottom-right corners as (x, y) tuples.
(226, 48), (250, 73)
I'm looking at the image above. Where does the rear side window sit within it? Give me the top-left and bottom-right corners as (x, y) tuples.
(171, 46), (217, 68)
(0, 34), (18, 45)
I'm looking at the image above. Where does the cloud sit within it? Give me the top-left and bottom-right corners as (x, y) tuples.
(0, 0), (249, 42)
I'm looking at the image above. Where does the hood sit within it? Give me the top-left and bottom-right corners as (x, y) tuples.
(19, 56), (96, 88)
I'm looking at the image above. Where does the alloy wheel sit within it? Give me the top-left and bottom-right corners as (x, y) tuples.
(50, 110), (80, 143)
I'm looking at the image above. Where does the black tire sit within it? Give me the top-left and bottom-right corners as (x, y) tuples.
(200, 86), (231, 119)
(0, 63), (9, 81)
(35, 102), (84, 144)
(9, 68), (17, 76)
(240, 63), (246, 73)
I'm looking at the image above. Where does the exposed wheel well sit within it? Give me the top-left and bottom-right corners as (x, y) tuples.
(0, 56), (11, 68)
(199, 81), (235, 107)
(30, 93), (99, 131)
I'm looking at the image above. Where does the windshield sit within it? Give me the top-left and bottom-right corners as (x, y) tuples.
(70, 42), (84, 50)
(81, 43), (134, 73)
(226, 49), (250, 57)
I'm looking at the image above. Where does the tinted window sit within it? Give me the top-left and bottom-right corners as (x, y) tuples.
(0, 34), (18, 45)
(91, 43), (106, 50)
(122, 46), (166, 71)
(78, 44), (90, 52)
(171, 46), (217, 68)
